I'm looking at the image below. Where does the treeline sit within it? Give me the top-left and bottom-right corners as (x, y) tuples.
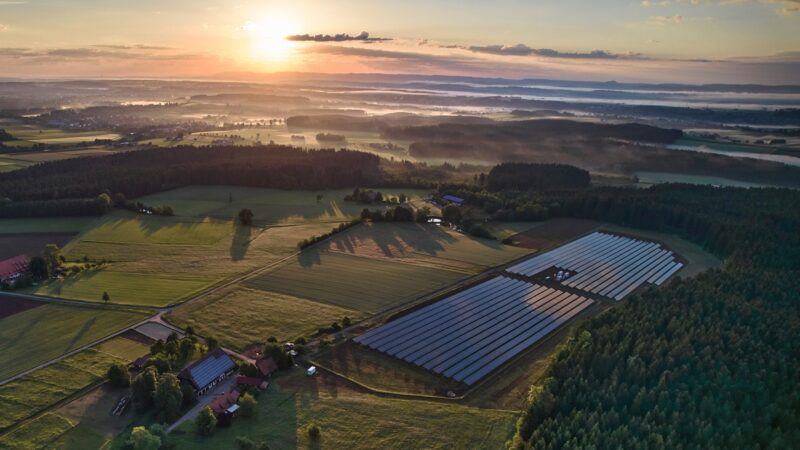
(508, 184), (800, 448)
(0, 145), (382, 202)
(0, 195), (112, 218)
(486, 163), (590, 191)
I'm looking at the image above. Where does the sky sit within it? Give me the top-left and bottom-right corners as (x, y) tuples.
(0, 0), (799, 84)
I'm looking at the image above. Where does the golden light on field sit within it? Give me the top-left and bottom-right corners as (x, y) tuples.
(243, 15), (299, 63)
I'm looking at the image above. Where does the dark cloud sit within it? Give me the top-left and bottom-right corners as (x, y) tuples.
(306, 45), (497, 73)
(466, 44), (642, 59)
(287, 31), (391, 42)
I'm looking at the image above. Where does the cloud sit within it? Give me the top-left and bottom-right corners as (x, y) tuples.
(0, 1), (27, 4)
(0, 46), (203, 62)
(0, 24), (7, 32)
(641, 0), (672, 6)
(465, 44), (642, 59)
(286, 31), (391, 42)
(93, 44), (173, 50)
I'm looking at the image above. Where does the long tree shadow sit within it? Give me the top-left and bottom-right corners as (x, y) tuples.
(65, 317), (96, 352)
(230, 224), (253, 261)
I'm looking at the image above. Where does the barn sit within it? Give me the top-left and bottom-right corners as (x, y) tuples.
(179, 348), (236, 396)
(0, 255), (29, 285)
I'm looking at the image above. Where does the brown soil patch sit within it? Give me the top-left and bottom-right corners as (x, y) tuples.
(509, 218), (603, 250)
(118, 329), (155, 346)
(0, 232), (77, 260)
(0, 294), (42, 319)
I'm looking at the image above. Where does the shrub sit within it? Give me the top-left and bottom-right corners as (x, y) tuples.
(239, 393), (257, 418)
(195, 406), (217, 435)
(307, 423), (321, 441)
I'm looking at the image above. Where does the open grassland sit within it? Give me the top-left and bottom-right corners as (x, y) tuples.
(76, 212), (235, 245)
(0, 217), (97, 234)
(171, 370), (517, 450)
(244, 252), (467, 314)
(33, 270), (219, 307)
(0, 304), (148, 381)
(2, 147), (118, 163)
(0, 337), (148, 432)
(166, 287), (364, 351)
(139, 186), (431, 226)
(322, 222), (534, 273)
(0, 413), (75, 450)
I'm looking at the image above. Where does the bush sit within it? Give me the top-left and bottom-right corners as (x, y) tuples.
(195, 406), (217, 435)
(239, 393), (257, 418)
(236, 436), (256, 450)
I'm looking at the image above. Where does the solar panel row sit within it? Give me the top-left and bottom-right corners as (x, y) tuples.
(507, 231), (682, 301)
(354, 276), (593, 385)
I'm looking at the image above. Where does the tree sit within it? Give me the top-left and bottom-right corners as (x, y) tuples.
(181, 383), (196, 407)
(129, 426), (161, 450)
(342, 316), (352, 327)
(316, 194), (323, 204)
(102, 291), (110, 303)
(179, 338), (196, 360)
(206, 336), (219, 352)
(239, 393), (257, 418)
(131, 367), (158, 410)
(42, 244), (61, 273)
(195, 406), (217, 435)
(145, 355), (172, 374)
(96, 193), (113, 213)
(28, 256), (49, 279)
(307, 423), (321, 441)
(238, 208), (254, 226)
(154, 373), (183, 423)
(107, 362), (130, 387)
(442, 204), (461, 224)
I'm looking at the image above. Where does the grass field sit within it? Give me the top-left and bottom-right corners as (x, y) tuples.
(0, 304), (148, 380)
(170, 370), (517, 450)
(76, 213), (235, 246)
(635, 171), (781, 189)
(0, 337), (148, 431)
(0, 121), (119, 147)
(139, 186), (431, 226)
(244, 252), (467, 313)
(33, 270), (220, 307)
(321, 222), (534, 273)
(166, 287), (364, 351)
(0, 413), (75, 450)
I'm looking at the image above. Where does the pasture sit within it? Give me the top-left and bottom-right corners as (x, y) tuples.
(170, 370), (517, 450)
(139, 185), (431, 226)
(33, 270), (219, 307)
(0, 337), (148, 431)
(0, 304), (148, 380)
(322, 222), (534, 273)
(166, 287), (364, 351)
(244, 252), (467, 314)
(76, 212), (235, 246)
(0, 121), (119, 146)
(0, 413), (75, 450)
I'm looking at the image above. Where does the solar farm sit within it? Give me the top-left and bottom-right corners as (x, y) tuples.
(355, 231), (684, 386)
(506, 231), (683, 301)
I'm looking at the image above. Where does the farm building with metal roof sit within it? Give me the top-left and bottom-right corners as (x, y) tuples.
(179, 348), (236, 396)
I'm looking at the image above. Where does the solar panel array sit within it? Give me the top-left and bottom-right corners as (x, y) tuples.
(507, 232), (682, 301)
(188, 352), (236, 389)
(354, 276), (593, 385)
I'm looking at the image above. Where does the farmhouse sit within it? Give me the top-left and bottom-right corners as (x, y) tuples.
(179, 348), (236, 396)
(0, 255), (29, 284)
(442, 195), (465, 206)
(208, 389), (241, 423)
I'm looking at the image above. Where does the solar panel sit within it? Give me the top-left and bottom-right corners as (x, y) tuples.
(188, 352), (236, 389)
(355, 231), (683, 385)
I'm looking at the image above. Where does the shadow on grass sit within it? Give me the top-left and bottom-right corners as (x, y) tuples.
(230, 225), (252, 261)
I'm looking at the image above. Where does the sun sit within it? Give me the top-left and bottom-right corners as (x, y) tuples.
(243, 16), (298, 62)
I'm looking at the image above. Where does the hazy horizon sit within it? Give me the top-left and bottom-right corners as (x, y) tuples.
(1, 0), (799, 84)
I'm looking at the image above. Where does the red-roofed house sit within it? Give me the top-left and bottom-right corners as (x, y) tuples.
(236, 375), (268, 390)
(256, 357), (278, 377)
(208, 389), (240, 424)
(0, 255), (28, 285)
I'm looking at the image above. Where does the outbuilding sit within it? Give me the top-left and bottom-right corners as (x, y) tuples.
(442, 195), (465, 206)
(179, 348), (236, 396)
